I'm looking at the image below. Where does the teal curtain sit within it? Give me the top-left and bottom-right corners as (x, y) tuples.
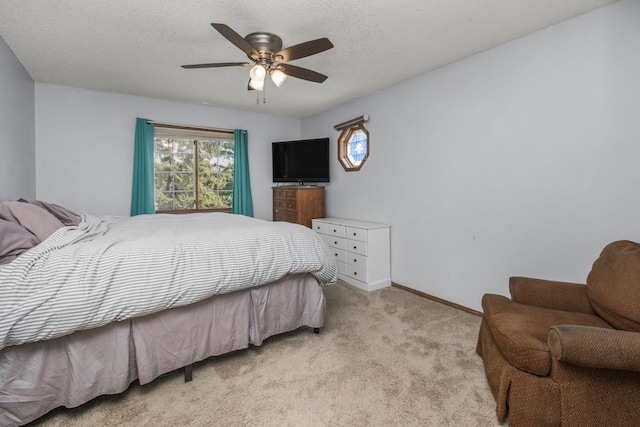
(232, 129), (254, 217)
(130, 118), (155, 216)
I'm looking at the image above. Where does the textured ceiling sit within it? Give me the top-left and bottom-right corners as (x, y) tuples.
(0, 0), (618, 119)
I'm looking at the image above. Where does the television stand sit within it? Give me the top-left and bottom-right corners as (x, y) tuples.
(272, 186), (325, 228)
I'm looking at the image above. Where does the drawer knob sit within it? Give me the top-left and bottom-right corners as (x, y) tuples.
(353, 233), (357, 236)
(354, 246), (357, 250)
(354, 259), (357, 263)
(333, 229), (337, 232)
(354, 272), (357, 276)
(335, 241), (338, 245)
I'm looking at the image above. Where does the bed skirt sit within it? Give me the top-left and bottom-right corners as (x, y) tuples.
(0, 273), (325, 426)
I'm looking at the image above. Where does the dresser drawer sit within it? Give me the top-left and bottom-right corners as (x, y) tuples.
(284, 189), (298, 199)
(344, 264), (367, 283)
(274, 211), (296, 222)
(346, 252), (368, 269)
(337, 260), (348, 276)
(274, 199), (296, 209)
(330, 248), (346, 263)
(273, 188), (297, 199)
(346, 239), (367, 256)
(326, 224), (345, 238)
(346, 226), (367, 243)
(322, 234), (346, 250)
(312, 221), (327, 234)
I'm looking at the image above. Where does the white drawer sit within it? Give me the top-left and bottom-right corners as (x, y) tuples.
(312, 221), (327, 234)
(337, 260), (348, 276)
(326, 224), (346, 238)
(330, 248), (346, 263)
(346, 226), (367, 243)
(346, 239), (367, 256)
(322, 234), (346, 250)
(344, 264), (367, 283)
(346, 252), (368, 269)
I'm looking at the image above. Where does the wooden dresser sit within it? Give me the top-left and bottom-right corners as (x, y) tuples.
(272, 186), (325, 228)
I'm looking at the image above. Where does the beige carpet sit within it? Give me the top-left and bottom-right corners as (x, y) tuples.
(30, 282), (502, 426)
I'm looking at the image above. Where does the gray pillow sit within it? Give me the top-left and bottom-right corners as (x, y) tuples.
(0, 219), (40, 264)
(0, 201), (64, 242)
(31, 200), (82, 226)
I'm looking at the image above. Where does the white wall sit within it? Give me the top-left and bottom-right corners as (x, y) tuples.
(27, 1), (640, 311)
(35, 84), (300, 219)
(302, 0), (640, 311)
(0, 36), (35, 201)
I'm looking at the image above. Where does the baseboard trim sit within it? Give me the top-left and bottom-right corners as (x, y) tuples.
(391, 282), (483, 317)
(339, 276), (391, 292)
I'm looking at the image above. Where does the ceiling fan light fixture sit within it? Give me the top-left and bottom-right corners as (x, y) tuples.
(249, 64), (266, 80)
(270, 69), (288, 87)
(182, 24), (334, 98)
(249, 77), (265, 90)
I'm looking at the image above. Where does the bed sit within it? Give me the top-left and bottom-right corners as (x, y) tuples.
(0, 202), (337, 426)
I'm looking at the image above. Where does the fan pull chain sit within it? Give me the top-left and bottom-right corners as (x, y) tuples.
(256, 89), (267, 104)
(254, 85), (267, 105)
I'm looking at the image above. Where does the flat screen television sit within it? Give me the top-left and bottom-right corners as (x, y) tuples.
(272, 137), (330, 184)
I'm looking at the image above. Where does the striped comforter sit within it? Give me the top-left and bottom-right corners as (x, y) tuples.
(0, 213), (337, 350)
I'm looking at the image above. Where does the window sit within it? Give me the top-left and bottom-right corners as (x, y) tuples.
(335, 115), (370, 172)
(153, 125), (234, 213)
(340, 125), (369, 170)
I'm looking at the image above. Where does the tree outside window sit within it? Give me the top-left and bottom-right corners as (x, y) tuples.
(153, 127), (234, 213)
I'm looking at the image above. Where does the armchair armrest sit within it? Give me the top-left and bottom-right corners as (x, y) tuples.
(548, 325), (640, 372)
(509, 276), (595, 314)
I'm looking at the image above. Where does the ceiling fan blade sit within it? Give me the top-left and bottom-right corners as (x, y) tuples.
(278, 64), (328, 83)
(273, 38), (334, 62)
(182, 62), (251, 69)
(211, 23), (258, 57)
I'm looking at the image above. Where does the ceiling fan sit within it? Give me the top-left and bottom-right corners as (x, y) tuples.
(182, 23), (334, 92)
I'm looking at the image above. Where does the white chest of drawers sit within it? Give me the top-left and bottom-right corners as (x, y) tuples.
(312, 217), (391, 292)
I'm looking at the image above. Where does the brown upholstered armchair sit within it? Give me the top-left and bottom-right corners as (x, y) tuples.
(476, 240), (640, 426)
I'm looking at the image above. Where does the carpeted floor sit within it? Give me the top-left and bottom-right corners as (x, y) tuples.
(30, 281), (502, 426)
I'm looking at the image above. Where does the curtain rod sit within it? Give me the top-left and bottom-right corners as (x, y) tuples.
(334, 114), (369, 131)
(145, 120), (234, 134)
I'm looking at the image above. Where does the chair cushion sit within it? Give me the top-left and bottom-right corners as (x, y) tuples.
(482, 294), (613, 376)
(587, 240), (640, 332)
